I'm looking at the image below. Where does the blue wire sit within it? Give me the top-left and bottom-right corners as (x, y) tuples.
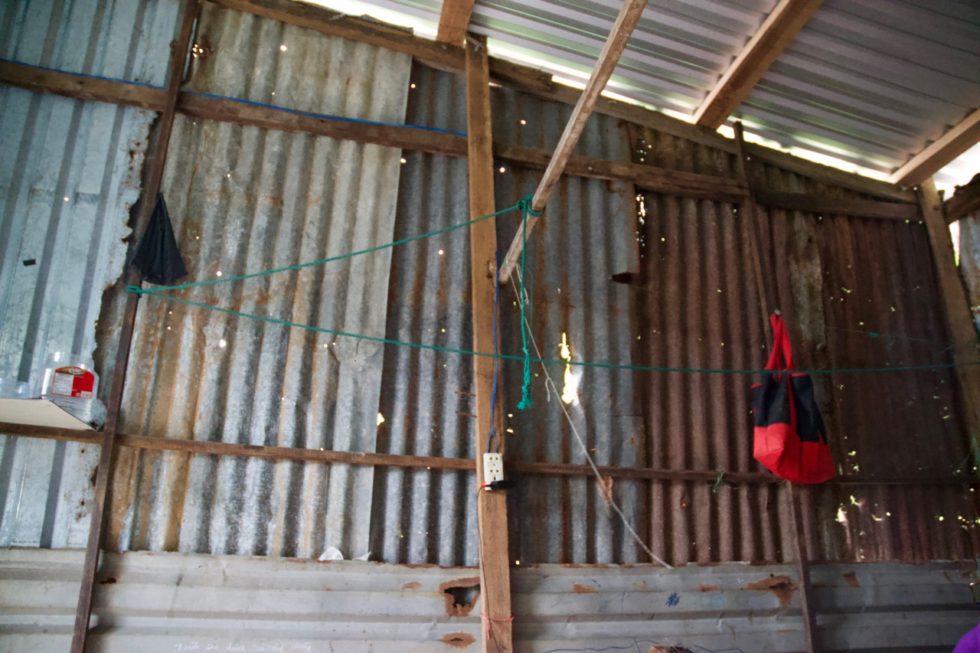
(186, 89), (467, 138)
(486, 251), (502, 454)
(0, 59), (466, 138)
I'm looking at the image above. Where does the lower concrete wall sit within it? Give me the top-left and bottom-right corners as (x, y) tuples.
(0, 549), (976, 652)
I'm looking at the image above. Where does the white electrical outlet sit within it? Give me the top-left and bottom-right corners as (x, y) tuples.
(482, 453), (504, 485)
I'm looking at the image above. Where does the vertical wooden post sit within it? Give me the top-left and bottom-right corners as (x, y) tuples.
(735, 122), (818, 653)
(70, 3), (199, 651)
(918, 179), (980, 446)
(789, 483), (820, 653)
(465, 34), (514, 653)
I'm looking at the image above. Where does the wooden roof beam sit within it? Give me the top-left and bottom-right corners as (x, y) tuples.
(889, 109), (980, 186)
(944, 174), (980, 223)
(499, 0), (648, 284)
(436, 0), (475, 45)
(693, 0), (822, 129)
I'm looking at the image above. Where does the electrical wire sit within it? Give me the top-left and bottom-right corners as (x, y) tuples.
(510, 273), (673, 569)
(487, 251), (502, 454)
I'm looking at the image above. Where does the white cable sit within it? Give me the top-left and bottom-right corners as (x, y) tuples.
(511, 274), (672, 569)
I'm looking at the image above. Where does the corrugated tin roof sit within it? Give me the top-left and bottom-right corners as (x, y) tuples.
(739, 0), (980, 177)
(1, 548), (977, 652)
(0, 0), (173, 547)
(331, 0), (980, 188)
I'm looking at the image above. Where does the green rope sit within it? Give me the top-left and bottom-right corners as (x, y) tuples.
(128, 191), (980, 379)
(125, 286), (980, 376)
(515, 195), (541, 411)
(142, 200), (525, 293)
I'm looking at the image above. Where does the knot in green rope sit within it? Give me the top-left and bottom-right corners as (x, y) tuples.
(516, 194), (542, 218)
(126, 285), (144, 294)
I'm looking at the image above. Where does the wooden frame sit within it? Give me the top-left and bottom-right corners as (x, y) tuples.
(890, 110), (980, 186)
(1, 422), (971, 487)
(1, 1), (975, 649)
(437, 0), (476, 45)
(944, 175), (980, 223)
(694, 0), (822, 129)
(465, 34), (514, 653)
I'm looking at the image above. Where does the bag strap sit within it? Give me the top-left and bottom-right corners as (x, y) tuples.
(763, 312), (795, 371)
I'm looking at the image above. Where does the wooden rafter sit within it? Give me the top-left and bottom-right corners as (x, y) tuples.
(499, 0), (648, 284)
(437, 0), (476, 44)
(694, 0), (822, 129)
(889, 110), (980, 186)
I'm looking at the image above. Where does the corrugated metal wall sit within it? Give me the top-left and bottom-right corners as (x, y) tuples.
(756, 163), (977, 563)
(105, 5), (413, 560)
(0, 0), (178, 548)
(631, 123), (978, 564)
(372, 63), (478, 567)
(2, 548), (977, 652)
(490, 84), (648, 565)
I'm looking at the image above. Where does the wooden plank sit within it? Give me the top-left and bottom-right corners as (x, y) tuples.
(178, 92), (467, 155)
(69, 3), (200, 652)
(694, 0), (823, 129)
(495, 144), (747, 201)
(944, 175), (980, 223)
(789, 484), (820, 653)
(890, 110), (980, 186)
(0, 60), (167, 109)
(754, 190), (920, 221)
(499, 0), (648, 284)
(918, 179), (980, 453)
(0, 423), (972, 486)
(465, 34), (513, 653)
(436, 0), (475, 45)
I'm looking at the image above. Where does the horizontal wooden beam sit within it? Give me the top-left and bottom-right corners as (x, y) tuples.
(889, 109), (980, 186)
(944, 175), (980, 223)
(495, 144), (748, 202)
(754, 191), (920, 221)
(179, 93), (467, 155)
(694, 0), (822, 129)
(1, 424), (975, 487)
(0, 60), (167, 109)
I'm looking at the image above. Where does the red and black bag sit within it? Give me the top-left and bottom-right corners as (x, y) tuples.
(751, 313), (835, 484)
